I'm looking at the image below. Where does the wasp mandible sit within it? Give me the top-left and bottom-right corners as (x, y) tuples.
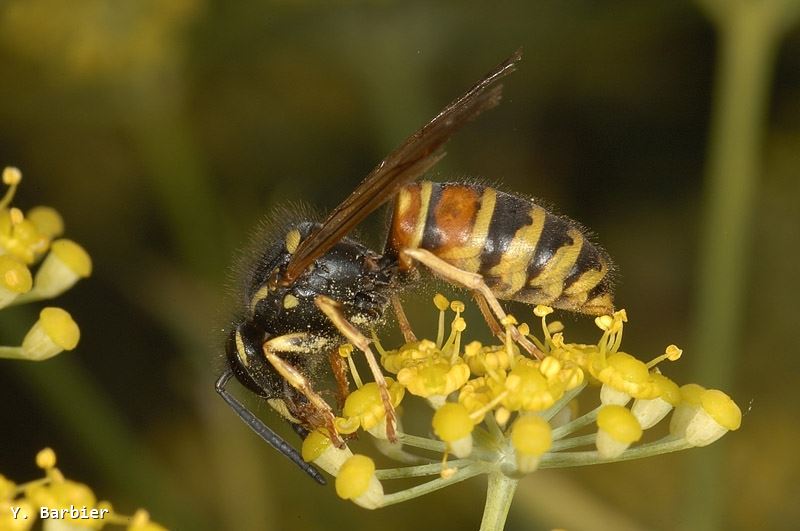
(216, 49), (614, 484)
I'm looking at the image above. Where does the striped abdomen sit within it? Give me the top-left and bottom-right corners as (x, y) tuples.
(385, 182), (614, 315)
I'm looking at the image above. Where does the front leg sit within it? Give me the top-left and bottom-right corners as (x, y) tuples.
(402, 248), (542, 358)
(262, 333), (345, 448)
(315, 295), (398, 443)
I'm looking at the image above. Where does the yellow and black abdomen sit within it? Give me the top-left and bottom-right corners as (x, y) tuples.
(385, 181), (614, 315)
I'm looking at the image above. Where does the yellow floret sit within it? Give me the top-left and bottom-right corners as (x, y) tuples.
(50, 239), (92, 277)
(301, 430), (333, 462)
(335, 455), (376, 500)
(597, 405), (642, 444)
(511, 415), (552, 456)
(701, 389), (741, 430)
(432, 403), (473, 442)
(0, 256), (32, 293)
(39, 307), (80, 350)
(27, 206), (64, 239)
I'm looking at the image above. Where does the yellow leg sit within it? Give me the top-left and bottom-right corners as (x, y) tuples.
(315, 295), (398, 442)
(402, 248), (542, 358)
(263, 334), (345, 447)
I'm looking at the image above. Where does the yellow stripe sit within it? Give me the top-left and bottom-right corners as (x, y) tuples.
(562, 262), (607, 297)
(488, 206), (546, 296)
(529, 229), (584, 300)
(408, 181), (433, 250)
(439, 187), (497, 272)
(235, 328), (249, 367)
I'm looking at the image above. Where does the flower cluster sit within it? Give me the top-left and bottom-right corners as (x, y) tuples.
(300, 295), (742, 522)
(0, 166), (91, 362)
(0, 448), (165, 530)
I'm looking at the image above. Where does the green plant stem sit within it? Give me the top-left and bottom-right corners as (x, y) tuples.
(550, 406), (600, 439)
(688, 1), (800, 529)
(550, 433), (597, 451)
(542, 382), (586, 421)
(540, 437), (692, 468)
(0, 346), (24, 358)
(380, 464), (489, 507)
(375, 459), (472, 480)
(479, 471), (518, 531)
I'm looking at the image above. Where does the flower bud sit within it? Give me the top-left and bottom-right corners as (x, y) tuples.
(335, 455), (384, 509)
(31, 239), (92, 299)
(511, 415), (552, 473)
(432, 403), (474, 458)
(302, 430), (352, 477)
(596, 405), (642, 458)
(0, 256), (31, 308)
(21, 307), (80, 361)
(27, 206), (64, 239)
(670, 385), (741, 446)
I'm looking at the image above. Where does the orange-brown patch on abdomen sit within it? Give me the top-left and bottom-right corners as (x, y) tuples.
(427, 185), (480, 255)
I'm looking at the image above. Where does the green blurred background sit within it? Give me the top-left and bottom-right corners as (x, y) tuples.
(1, 1), (798, 529)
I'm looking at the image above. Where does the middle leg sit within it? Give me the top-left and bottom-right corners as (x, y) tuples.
(315, 295), (398, 442)
(402, 248), (542, 358)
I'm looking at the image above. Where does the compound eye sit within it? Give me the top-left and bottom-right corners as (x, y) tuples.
(225, 326), (246, 371)
(225, 321), (270, 396)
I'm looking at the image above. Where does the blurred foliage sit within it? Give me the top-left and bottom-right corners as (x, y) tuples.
(0, 1), (798, 530)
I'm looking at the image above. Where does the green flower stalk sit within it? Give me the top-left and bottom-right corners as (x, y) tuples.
(0, 448), (166, 530)
(0, 166), (91, 361)
(299, 296), (742, 530)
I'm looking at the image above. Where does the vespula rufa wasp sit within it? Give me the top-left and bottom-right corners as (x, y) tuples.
(216, 49), (614, 484)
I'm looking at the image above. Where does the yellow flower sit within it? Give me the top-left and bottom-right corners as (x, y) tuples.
(21, 307), (80, 361)
(0, 209), (48, 264)
(669, 385), (741, 446)
(432, 403), (475, 458)
(1, 449), (165, 530)
(463, 341), (514, 376)
(397, 356), (470, 407)
(337, 379), (405, 439)
(0, 255), (32, 308)
(596, 405), (643, 458)
(591, 352), (658, 405)
(381, 339), (440, 374)
(631, 373), (681, 429)
(511, 415), (552, 473)
(30, 239), (92, 299)
(492, 359), (565, 412)
(458, 376), (496, 423)
(335, 455), (384, 509)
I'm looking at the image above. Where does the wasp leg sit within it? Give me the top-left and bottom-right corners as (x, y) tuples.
(215, 370), (326, 485)
(263, 334), (345, 448)
(315, 295), (398, 442)
(328, 346), (351, 408)
(391, 293), (418, 343)
(402, 248), (542, 358)
(473, 291), (504, 339)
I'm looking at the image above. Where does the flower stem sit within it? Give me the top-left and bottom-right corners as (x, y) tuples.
(375, 459), (472, 480)
(479, 471), (518, 531)
(380, 464), (488, 507)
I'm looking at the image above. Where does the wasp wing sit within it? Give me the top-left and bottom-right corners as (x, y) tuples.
(283, 49), (522, 283)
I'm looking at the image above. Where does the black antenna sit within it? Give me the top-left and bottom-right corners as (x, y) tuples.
(215, 370), (327, 485)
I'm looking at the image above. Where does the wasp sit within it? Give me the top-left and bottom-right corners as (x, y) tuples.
(216, 49), (614, 485)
